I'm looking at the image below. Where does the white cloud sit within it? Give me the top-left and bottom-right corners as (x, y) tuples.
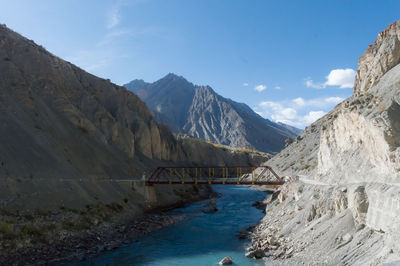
(107, 5), (120, 29)
(292, 96), (344, 108)
(256, 96), (345, 128)
(259, 101), (297, 120)
(293, 97), (305, 106)
(275, 86), (281, 90)
(325, 96), (344, 104)
(243, 82), (249, 86)
(303, 111), (326, 124)
(254, 84), (267, 92)
(325, 68), (356, 88)
(306, 68), (356, 89)
(305, 78), (324, 89)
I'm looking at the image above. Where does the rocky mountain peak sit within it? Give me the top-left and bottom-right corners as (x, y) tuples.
(160, 73), (192, 86)
(126, 75), (300, 153)
(354, 20), (400, 95)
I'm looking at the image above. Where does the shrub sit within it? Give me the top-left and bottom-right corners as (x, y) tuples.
(107, 202), (123, 212)
(0, 221), (11, 234)
(21, 225), (43, 237)
(78, 125), (89, 134)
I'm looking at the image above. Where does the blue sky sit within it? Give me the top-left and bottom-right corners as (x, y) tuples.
(1, 0), (400, 128)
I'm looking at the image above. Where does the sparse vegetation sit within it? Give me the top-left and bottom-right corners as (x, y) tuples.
(301, 164), (311, 170)
(78, 125), (89, 134)
(21, 225), (43, 237)
(0, 221), (11, 234)
(313, 192), (320, 199)
(106, 202), (123, 212)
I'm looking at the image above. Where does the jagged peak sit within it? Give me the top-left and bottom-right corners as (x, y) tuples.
(162, 73), (190, 82)
(153, 73), (195, 91)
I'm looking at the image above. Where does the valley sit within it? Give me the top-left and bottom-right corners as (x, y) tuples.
(0, 3), (400, 265)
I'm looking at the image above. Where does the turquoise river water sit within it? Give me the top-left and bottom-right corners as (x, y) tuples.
(77, 185), (268, 266)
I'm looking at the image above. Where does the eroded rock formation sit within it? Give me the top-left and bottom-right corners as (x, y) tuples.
(252, 20), (400, 265)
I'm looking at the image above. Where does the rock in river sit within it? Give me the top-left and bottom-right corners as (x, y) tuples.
(218, 256), (233, 265)
(202, 198), (218, 213)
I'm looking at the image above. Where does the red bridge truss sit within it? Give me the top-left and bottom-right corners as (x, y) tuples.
(146, 166), (285, 186)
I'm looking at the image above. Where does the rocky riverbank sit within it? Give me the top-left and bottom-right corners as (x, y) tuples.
(1, 213), (184, 265)
(0, 184), (214, 265)
(246, 180), (400, 265)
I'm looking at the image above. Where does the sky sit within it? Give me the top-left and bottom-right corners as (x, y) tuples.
(1, 0), (400, 128)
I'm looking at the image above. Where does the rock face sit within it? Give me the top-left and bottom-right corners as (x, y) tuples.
(251, 20), (400, 265)
(125, 74), (300, 154)
(354, 20), (400, 95)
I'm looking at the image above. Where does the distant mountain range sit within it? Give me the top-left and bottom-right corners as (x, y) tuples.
(125, 74), (301, 153)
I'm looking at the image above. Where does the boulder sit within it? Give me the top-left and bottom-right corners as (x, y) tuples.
(218, 256), (232, 265)
(246, 249), (265, 259)
(202, 198), (218, 213)
(236, 230), (248, 239)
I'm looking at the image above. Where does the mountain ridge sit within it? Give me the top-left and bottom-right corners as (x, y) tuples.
(125, 74), (300, 153)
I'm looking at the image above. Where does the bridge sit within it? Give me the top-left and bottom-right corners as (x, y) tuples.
(146, 165), (284, 186)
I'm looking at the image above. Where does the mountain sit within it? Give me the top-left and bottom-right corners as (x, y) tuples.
(0, 24), (274, 264)
(248, 20), (400, 264)
(0, 24), (270, 209)
(277, 122), (303, 136)
(125, 74), (300, 154)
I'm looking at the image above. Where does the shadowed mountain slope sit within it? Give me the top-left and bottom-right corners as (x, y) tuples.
(0, 24), (269, 212)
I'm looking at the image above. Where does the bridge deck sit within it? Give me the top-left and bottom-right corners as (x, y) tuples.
(146, 165), (284, 186)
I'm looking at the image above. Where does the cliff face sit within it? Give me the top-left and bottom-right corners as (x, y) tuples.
(125, 75), (300, 154)
(0, 24), (182, 181)
(250, 20), (400, 265)
(354, 20), (400, 96)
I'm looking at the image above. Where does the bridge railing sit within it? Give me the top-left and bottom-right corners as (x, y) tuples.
(146, 166), (284, 186)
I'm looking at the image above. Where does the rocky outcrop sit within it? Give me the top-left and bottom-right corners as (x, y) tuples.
(125, 74), (300, 154)
(354, 20), (400, 95)
(251, 20), (400, 264)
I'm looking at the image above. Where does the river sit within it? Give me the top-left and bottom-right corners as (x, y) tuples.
(76, 185), (268, 265)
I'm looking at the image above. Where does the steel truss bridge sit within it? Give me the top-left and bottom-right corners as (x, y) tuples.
(146, 165), (284, 186)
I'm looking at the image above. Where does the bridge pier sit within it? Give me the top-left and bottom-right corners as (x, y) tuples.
(132, 180), (158, 204)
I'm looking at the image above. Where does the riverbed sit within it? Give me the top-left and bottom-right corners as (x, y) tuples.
(76, 185), (268, 265)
